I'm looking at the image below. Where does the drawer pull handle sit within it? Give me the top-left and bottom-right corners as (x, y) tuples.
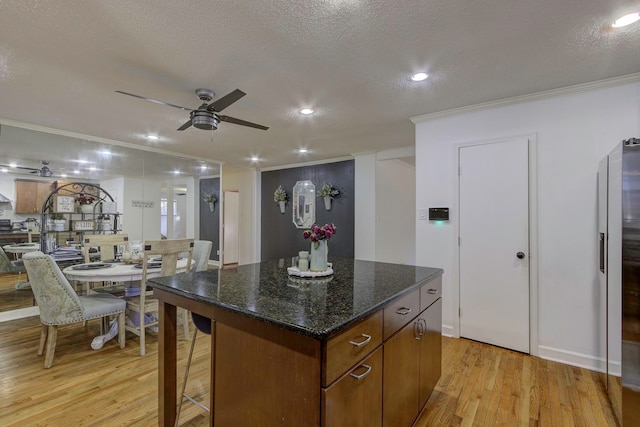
(426, 289), (438, 294)
(396, 307), (412, 315)
(349, 334), (372, 347)
(350, 364), (372, 380)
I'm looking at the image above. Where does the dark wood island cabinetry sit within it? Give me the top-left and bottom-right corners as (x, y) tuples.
(151, 258), (443, 427)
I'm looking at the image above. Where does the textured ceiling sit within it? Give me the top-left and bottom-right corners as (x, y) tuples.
(0, 0), (638, 170)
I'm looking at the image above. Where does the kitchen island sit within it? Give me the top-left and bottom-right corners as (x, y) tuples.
(151, 257), (443, 426)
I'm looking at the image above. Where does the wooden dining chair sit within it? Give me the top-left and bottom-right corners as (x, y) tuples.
(125, 238), (194, 356)
(82, 233), (129, 263)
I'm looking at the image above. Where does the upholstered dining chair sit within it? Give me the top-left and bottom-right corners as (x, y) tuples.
(0, 245), (26, 274)
(22, 251), (126, 368)
(192, 240), (213, 272)
(125, 238), (194, 356)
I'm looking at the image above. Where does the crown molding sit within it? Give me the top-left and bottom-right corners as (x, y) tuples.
(259, 156), (354, 172)
(411, 73), (640, 124)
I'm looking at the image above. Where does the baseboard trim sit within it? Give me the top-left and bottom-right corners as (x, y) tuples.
(538, 345), (609, 374)
(442, 324), (454, 338)
(0, 306), (39, 323)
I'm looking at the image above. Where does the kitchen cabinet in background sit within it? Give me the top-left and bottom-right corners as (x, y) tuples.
(14, 179), (54, 214)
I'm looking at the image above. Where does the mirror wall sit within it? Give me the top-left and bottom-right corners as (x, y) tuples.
(0, 123), (222, 316)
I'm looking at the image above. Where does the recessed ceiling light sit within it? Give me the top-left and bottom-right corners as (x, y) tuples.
(250, 156), (260, 162)
(99, 150), (112, 156)
(89, 166), (97, 171)
(9, 163), (16, 168)
(147, 135), (160, 140)
(298, 148), (308, 154)
(200, 164), (207, 170)
(73, 170), (80, 174)
(411, 72), (429, 82)
(612, 12), (640, 27)
(0, 168), (7, 173)
(60, 173), (68, 178)
(173, 170), (181, 175)
(299, 108), (314, 115)
(77, 159), (89, 164)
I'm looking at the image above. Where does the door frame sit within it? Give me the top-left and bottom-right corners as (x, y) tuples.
(451, 133), (539, 356)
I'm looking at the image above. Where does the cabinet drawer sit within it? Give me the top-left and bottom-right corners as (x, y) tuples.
(322, 347), (382, 427)
(383, 288), (420, 340)
(420, 275), (442, 312)
(324, 310), (383, 387)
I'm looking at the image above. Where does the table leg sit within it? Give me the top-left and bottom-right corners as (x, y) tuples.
(159, 300), (177, 426)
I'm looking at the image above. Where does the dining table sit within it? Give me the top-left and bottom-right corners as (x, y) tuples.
(62, 258), (194, 295)
(3, 243), (40, 289)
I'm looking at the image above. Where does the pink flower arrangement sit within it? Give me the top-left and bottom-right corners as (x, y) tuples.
(303, 223), (337, 247)
(76, 193), (96, 205)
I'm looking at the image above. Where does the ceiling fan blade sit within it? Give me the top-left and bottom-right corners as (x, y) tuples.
(207, 89), (246, 112)
(177, 119), (193, 131)
(219, 115), (269, 130)
(115, 90), (192, 111)
(16, 166), (40, 171)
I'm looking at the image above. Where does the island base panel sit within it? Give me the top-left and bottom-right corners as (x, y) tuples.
(213, 312), (321, 426)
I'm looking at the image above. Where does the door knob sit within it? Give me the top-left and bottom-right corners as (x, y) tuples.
(516, 252), (525, 259)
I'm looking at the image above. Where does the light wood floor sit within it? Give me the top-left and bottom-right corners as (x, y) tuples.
(0, 312), (617, 427)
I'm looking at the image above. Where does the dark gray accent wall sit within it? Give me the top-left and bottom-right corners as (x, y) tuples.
(261, 160), (354, 261)
(199, 178), (220, 260)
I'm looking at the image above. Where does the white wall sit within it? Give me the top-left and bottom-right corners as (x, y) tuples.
(414, 80), (640, 370)
(375, 159), (416, 264)
(223, 168), (258, 265)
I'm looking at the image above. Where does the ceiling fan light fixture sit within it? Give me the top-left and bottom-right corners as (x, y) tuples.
(191, 110), (219, 130)
(612, 12), (640, 27)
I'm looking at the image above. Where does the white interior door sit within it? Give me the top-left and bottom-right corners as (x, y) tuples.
(459, 138), (530, 353)
(222, 190), (239, 265)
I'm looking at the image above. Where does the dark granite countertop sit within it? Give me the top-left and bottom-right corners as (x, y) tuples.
(150, 257), (443, 340)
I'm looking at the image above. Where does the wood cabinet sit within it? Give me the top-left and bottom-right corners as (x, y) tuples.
(383, 317), (420, 427)
(419, 298), (442, 408)
(383, 282), (442, 426)
(322, 347), (383, 427)
(14, 179), (54, 213)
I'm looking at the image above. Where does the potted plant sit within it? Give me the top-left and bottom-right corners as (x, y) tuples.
(203, 192), (217, 212)
(318, 183), (339, 211)
(274, 186), (288, 214)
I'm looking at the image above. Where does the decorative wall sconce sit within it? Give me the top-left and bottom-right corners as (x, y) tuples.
(203, 192), (217, 213)
(318, 183), (339, 211)
(274, 185), (288, 214)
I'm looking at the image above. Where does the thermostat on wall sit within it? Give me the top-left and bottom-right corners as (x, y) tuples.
(428, 207), (449, 221)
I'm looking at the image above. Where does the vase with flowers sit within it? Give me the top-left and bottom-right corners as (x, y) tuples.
(303, 223), (336, 271)
(76, 193), (97, 214)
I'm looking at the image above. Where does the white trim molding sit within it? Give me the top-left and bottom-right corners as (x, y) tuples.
(538, 345), (610, 374)
(0, 306), (39, 323)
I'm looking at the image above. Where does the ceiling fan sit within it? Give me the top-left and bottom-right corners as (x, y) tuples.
(115, 88), (269, 132)
(0, 160), (57, 177)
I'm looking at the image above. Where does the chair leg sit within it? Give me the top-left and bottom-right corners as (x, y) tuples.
(117, 312), (126, 349)
(37, 324), (48, 356)
(175, 328), (199, 427)
(44, 325), (58, 369)
(181, 308), (190, 341)
(139, 310), (146, 357)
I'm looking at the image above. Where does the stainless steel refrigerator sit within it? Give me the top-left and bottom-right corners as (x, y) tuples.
(599, 137), (640, 425)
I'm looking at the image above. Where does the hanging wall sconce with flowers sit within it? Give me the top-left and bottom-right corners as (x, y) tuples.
(203, 192), (217, 213)
(274, 185), (288, 214)
(318, 183), (340, 211)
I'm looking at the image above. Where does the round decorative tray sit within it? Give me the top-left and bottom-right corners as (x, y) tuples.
(287, 262), (333, 278)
